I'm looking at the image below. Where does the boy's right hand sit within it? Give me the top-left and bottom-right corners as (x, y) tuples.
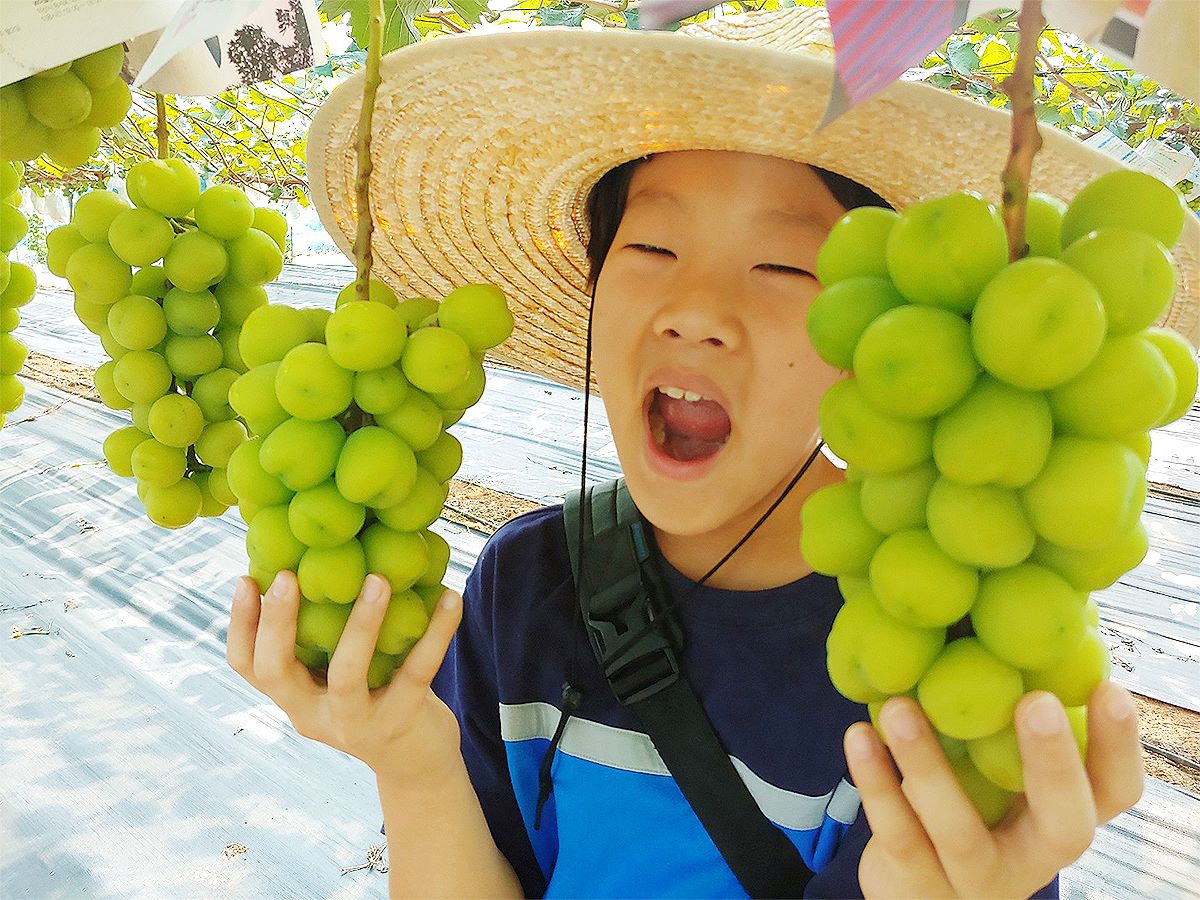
(226, 570), (464, 784)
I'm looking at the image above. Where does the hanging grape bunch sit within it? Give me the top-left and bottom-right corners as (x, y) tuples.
(48, 157), (290, 529)
(226, 280), (514, 688)
(0, 44), (132, 169)
(1, 161), (32, 426)
(802, 168), (1198, 826)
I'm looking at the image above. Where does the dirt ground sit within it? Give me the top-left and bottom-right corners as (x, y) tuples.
(16, 355), (1200, 797)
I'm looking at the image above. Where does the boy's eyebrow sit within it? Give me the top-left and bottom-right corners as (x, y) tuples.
(626, 186), (824, 230)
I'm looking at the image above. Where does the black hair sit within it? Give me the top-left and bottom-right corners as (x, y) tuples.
(583, 154), (894, 288)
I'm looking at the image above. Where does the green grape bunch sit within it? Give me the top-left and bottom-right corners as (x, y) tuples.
(802, 169), (1197, 826)
(47, 157), (292, 530)
(225, 279), (513, 689)
(0, 45), (132, 170)
(1, 161), (32, 427)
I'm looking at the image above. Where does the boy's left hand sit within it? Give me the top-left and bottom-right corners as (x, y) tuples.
(844, 681), (1144, 899)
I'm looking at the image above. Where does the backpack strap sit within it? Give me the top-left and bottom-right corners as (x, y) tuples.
(564, 478), (814, 898)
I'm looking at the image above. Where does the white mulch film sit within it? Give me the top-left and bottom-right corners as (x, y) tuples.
(1, 264), (1198, 898)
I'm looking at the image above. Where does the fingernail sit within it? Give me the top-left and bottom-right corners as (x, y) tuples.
(267, 572), (287, 600)
(439, 590), (460, 611)
(882, 701), (920, 743)
(1026, 693), (1067, 737)
(366, 574), (388, 603)
(846, 725), (875, 764)
(1106, 686), (1135, 722)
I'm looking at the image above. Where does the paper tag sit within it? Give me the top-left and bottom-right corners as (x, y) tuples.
(1136, 139), (1198, 187)
(133, 0), (262, 88)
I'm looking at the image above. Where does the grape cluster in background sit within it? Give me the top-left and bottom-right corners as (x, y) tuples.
(1, 161), (32, 425)
(802, 169), (1199, 825)
(226, 279), (513, 686)
(50, 160), (289, 530)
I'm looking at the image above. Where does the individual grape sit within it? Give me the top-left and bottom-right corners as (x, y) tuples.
(816, 206), (898, 285)
(163, 231), (228, 292)
(0, 116), (49, 162)
(93, 360), (132, 409)
(142, 477), (203, 529)
(414, 582), (449, 616)
(288, 480), (365, 547)
(365, 652), (401, 689)
(416, 431), (463, 484)
(148, 392), (204, 447)
(377, 591), (430, 657)
(361, 523), (429, 595)
(295, 598), (353, 652)
(799, 481), (883, 577)
(826, 598), (889, 704)
(401, 326), (472, 395)
(1023, 627), (1111, 707)
(298, 540), (367, 604)
(853, 305), (977, 420)
(431, 357), (485, 410)
(932, 376), (1053, 487)
(127, 158), (200, 218)
(164, 334), (223, 379)
(354, 365), (409, 415)
(101, 426), (149, 477)
(74, 296), (108, 334)
(395, 295), (439, 327)
(229, 362), (289, 435)
(918, 638), (1023, 740)
(72, 190), (130, 242)
(194, 185), (254, 240)
(336, 277), (397, 308)
(2, 262), (36, 308)
(1061, 229), (1174, 336)
(1023, 192), (1066, 258)
(854, 588), (946, 695)
(416, 529), (452, 586)
(238, 304), (310, 368)
(376, 390), (443, 452)
(1, 203), (28, 252)
(216, 326), (248, 374)
(245, 504), (306, 591)
(71, 45), (125, 90)
(226, 437), (294, 507)
(129, 402), (152, 434)
(225, 228), (283, 285)
(190, 367), (240, 421)
(129, 264), (169, 299)
(859, 462), (938, 534)
(885, 192), (1007, 313)
(970, 258), (1106, 391)
(0, 306), (17, 333)
(194, 419), (247, 468)
(869, 528), (978, 628)
(817, 378), (933, 474)
(259, 416), (346, 491)
(1021, 437), (1145, 550)
(971, 564), (1087, 671)
(192, 470), (230, 518)
(335, 426), (417, 506)
(82, 77), (132, 129)
(65, 243), (132, 305)
(0, 86), (29, 140)
(130, 438), (186, 486)
(214, 280), (268, 327)
(1048, 334), (1175, 438)
(44, 124), (101, 170)
(1143, 328), (1198, 427)
(274, 343), (354, 420)
(107, 294), (166, 351)
(375, 467), (447, 531)
(45, 224), (89, 277)
(252, 207), (288, 252)
(952, 754), (1016, 827)
(1, 333), (27, 376)
(207, 467), (237, 507)
(24, 72), (92, 129)
(0, 372), (24, 416)
(925, 478), (1035, 569)
(437, 283), (514, 353)
(112, 350), (171, 404)
(1029, 523), (1150, 594)
(107, 207), (173, 267)
(163, 287), (221, 336)
(325, 300), (407, 370)
(1060, 169), (1187, 249)
(806, 277), (907, 370)
(301, 308), (331, 342)
(98, 325), (130, 361)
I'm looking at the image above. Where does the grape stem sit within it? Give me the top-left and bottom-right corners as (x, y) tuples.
(155, 94), (169, 160)
(1000, 0), (1044, 262)
(351, 0), (386, 303)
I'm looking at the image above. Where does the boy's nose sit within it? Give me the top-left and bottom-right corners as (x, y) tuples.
(650, 289), (743, 351)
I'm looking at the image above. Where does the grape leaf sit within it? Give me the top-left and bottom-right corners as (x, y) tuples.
(535, 3), (587, 27)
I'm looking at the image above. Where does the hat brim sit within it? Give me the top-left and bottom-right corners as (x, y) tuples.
(309, 25), (1199, 391)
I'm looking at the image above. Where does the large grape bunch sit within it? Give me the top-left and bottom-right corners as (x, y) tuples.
(802, 169), (1198, 826)
(0, 45), (132, 169)
(1, 161), (32, 426)
(225, 280), (513, 688)
(47, 158), (290, 530)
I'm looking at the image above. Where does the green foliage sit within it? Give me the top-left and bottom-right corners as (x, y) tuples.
(319, 0), (488, 53)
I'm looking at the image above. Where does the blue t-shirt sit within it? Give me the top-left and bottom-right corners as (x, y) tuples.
(426, 504), (1059, 898)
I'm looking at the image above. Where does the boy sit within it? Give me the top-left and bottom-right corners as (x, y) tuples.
(227, 8), (1158, 897)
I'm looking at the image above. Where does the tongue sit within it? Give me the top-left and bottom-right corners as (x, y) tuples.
(658, 394), (731, 442)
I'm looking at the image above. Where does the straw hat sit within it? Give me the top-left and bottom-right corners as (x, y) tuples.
(308, 7), (1200, 389)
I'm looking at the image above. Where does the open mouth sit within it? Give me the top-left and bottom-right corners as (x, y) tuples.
(646, 385), (732, 464)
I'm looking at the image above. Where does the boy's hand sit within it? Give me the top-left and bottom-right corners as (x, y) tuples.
(226, 571), (465, 783)
(845, 683), (1143, 899)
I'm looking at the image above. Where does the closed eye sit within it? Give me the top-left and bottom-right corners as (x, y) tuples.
(756, 263), (815, 278)
(628, 243), (676, 257)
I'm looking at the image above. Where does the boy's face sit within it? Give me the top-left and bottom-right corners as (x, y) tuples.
(592, 150), (846, 537)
